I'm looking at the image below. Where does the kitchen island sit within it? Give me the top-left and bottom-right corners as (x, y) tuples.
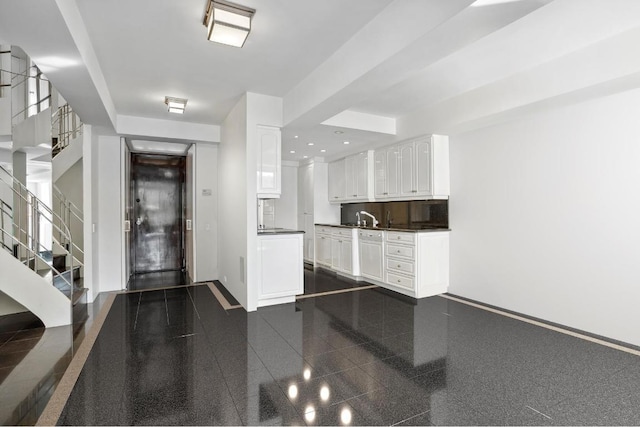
(256, 228), (304, 307)
(315, 224), (449, 299)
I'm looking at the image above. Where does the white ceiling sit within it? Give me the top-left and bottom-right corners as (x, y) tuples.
(2, 0), (640, 162)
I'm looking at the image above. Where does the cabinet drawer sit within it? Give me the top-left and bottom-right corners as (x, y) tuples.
(386, 232), (415, 244)
(386, 244), (414, 259)
(386, 271), (415, 291)
(386, 258), (414, 275)
(332, 228), (352, 238)
(315, 226), (334, 234)
(358, 230), (384, 242)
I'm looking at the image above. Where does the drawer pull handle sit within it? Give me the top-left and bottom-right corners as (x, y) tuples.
(397, 250), (401, 253)
(397, 264), (401, 268)
(397, 279), (401, 283)
(397, 236), (401, 239)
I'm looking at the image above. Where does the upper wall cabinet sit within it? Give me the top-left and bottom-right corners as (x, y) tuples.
(257, 125), (281, 198)
(329, 151), (372, 204)
(340, 135), (449, 203)
(375, 134), (449, 200)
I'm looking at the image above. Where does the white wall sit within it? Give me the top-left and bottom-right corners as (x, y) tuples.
(96, 135), (122, 294)
(275, 163), (298, 229)
(194, 143), (219, 282)
(219, 95), (248, 308)
(449, 87), (640, 347)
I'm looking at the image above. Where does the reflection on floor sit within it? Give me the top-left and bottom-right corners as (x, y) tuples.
(0, 295), (109, 425)
(303, 268), (361, 295)
(128, 270), (187, 291)
(58, 271), (640, 426)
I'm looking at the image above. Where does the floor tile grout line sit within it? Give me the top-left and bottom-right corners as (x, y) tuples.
(392, 409), (431, 426)
(185, 286), (202, 320)
(36, 292), (117, 426)
(133, 292), (141, 331)
(296, 285), (379, 300)
(439, 294), (640, 357)
(163, 289), (170, 325)
(120, 282), (206, 294)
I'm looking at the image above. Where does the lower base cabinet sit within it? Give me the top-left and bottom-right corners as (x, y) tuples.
(257, 233), (304, 307)
(317, 224), (449, 299)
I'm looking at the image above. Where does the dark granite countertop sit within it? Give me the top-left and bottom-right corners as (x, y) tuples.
(315, 223), (450, 233)
(257, 228), (305, 235)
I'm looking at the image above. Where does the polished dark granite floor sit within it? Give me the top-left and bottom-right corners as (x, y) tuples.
(303, 268), (362, 295)
(0, 295), (110, 425)
(128, 270), (187, 291)
(56, 271), (640, 426)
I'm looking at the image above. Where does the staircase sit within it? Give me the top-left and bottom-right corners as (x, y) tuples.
(0, 165), (86, 327)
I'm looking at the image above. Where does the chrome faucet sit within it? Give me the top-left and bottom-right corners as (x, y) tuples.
(356, 212), (361, 226)
(360, 211), (379, 228)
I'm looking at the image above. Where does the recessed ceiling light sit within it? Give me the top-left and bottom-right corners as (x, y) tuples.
(320, 149), (326, 153)
(294, 135), (299, 139)
(303, 155), (308, 159)
(334, 130), (344, 134)
(308, 142), (314, 146)
(343, 141), (350, 145)
(290, 150), (295, 154)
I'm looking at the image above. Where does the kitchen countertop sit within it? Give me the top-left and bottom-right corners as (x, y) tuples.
(315, 223), (450, 233)
(257, 228), (305, 235)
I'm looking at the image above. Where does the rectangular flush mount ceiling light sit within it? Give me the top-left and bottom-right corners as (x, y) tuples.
(203, 0), (255, 48)
(165, 96), (187, 114)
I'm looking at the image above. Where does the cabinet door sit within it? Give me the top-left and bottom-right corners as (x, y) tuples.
(374, 150), (387, 198)
(355, 152), (368, 198)
(386, 146), (400, 197)
(328, 159), (346, 202)
(341, 239), (352, 274)
(316, 234), (331, 266)
(303, 163), (314, 214)
(257, 125), (281, 195)
(303, 214), (314, 261)
(360, 241), (383, 280)
(331, 237), (341, 270)
(345, 156), (357, 198)
(415, 138), (432, 195)
(399, 142), (415, 196)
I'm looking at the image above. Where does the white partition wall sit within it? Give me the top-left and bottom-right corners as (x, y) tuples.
(449, 88), (640, 347)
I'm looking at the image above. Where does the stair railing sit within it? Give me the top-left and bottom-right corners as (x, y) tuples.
(52, 184), (84, 263)
(52, 104), (82, 158)
(0, 165), (76, 303)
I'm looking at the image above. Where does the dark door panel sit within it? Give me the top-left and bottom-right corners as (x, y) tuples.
(131, 154), (185, 274)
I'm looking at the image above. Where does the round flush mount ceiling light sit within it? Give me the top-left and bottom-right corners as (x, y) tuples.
(308, 142), (314, 146)
(294, 135), (298, 138)
(334, 130), (344, 134)
(290, 150), (295, 154)
(320, 149), (326, 153)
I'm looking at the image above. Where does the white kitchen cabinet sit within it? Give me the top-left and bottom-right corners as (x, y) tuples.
(257, 232), (303, 307)
(345, 151), (369, 200)
(374, 150), (386, 198)
(372, 134), (448, 201)
(315, 226), (332, 267)
(328, 159), (346, 202)
(358, 229), (384, 281)
(399, 141), (415, 197)
(383, 230), (449, 298)
(257, 125), (281, 198)
(415, 137), (432, 195)
(299, 162), (340, 263)
(330, 227), (356, 275)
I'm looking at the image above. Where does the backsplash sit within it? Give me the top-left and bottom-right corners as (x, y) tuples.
(340, 200), (448, 229)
